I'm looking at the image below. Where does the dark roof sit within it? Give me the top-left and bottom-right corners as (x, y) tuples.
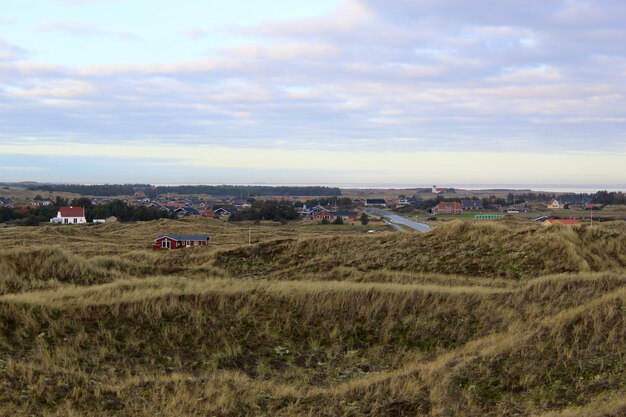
(156, 234), (209, 241)
(175, 207), (199, 214)
(461, 199), (483, 208)
(366, 199), (386, 204)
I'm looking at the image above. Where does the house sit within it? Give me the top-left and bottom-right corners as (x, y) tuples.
(213, 207), (233, 216)
(50, 206), (87, 224)
(232, 198), (252, 208)
(461, 200), (484, 210)
(92, 198), (113, 205)
(310, 204), (329, 213)
(543, 218), (580, 226)
(134, 190), (147, 197)
(547, 198), (564, 209)
(175, 207), (200, 216)
(431, 201), (463, 215)
(160, 203), (190, 212)
(0, 197), (13, 206)
(364, 199), (387, 207)
(504, 205), (528, 213)
(313, 211), (359, 221)
(201, 210), (215, 218)
(300, 204), (329, 216)
(152, 234), (210, 250)
(585, 203), (603, 210)
(432, 185), (446, 194)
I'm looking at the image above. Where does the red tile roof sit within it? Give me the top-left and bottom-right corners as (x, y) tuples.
(435, 201), (463, 210)
(59, 207), (85, 217)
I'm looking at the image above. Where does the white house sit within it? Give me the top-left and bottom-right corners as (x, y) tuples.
(50, 206), (87, 224)
(547, 199), (563, 209)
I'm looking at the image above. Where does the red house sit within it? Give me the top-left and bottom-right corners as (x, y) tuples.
(152, 234), (210, 250)
(201, 210), (215, 218)
(431, 201), (463, 215)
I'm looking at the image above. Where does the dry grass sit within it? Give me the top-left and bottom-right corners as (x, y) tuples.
(0, 218), (624, 416)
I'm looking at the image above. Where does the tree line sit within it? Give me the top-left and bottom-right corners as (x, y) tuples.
(228, 201), (300, 223)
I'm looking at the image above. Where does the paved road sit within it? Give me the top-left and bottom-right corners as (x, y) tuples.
(365, 208), (432, 232)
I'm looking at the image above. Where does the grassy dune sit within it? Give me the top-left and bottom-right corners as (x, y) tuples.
(0, 219), (624, 416)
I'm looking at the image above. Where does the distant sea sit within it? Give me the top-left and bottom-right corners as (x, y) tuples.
(152, 183), (626, 193)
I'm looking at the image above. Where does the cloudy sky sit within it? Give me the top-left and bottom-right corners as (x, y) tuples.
(1, 0), (625, 186)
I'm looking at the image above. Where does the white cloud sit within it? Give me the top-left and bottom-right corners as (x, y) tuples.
(7, 79), (97, 99)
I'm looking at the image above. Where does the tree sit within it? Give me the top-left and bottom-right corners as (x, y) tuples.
(70, 197), (92, 209)
(54, 196), (69, 207)
(360, 213), (369, 225)
(333, 216), (344, 225)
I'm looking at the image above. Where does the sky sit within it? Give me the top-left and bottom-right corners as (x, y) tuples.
(0, 0), (625, 186)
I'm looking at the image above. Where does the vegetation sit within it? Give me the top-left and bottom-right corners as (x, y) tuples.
(0, 199), (174, 225)
(0, 219), (624, 416)
(228, 200), (300, 222)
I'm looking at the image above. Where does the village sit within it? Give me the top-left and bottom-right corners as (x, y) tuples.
(2, 184), (624, 252)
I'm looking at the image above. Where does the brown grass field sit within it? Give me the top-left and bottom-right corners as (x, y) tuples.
(0, 218), (624, 416)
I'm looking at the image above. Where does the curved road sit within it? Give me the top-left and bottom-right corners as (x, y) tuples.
(365, 208), (432, 232)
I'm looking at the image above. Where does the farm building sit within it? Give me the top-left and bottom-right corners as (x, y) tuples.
(50, 207), (87, 224)
(152, 234), (210, 250)
(431, 201), (463, 215)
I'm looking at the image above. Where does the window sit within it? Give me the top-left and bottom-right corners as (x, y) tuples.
(162, 240), (170, 249)
(73, 218), (78, 224)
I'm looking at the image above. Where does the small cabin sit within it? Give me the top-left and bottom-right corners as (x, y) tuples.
(153, 234), (210, 250)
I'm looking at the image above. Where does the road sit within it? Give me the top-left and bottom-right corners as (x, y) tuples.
(365, 208), (432, 232)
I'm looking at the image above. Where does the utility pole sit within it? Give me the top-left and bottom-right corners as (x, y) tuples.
(590, 205), (593, 228)
(248, 227), (251, 246)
